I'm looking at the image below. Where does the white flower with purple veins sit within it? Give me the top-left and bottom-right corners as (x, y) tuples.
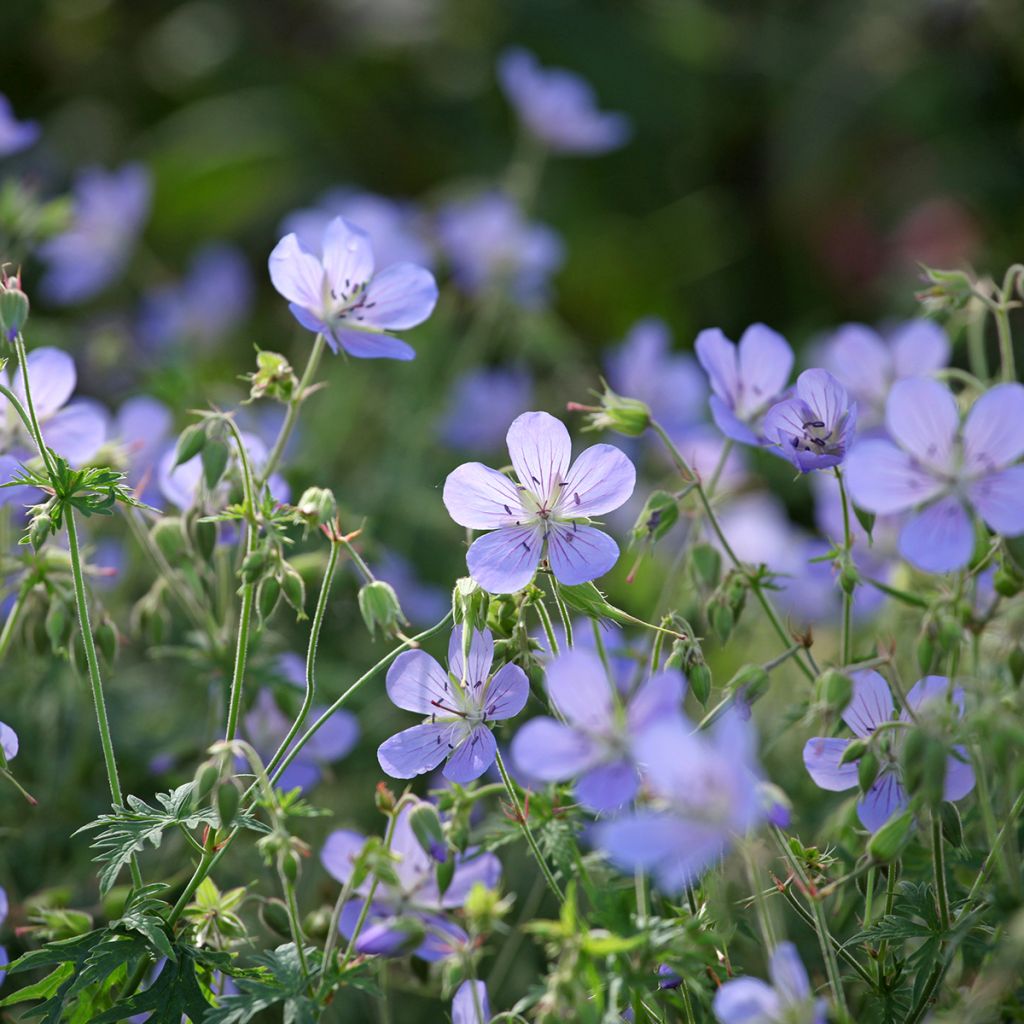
(269, 215), (438, 361)
(695, 324), (794, 445)
(497, 48), (630, 155)
(846, 378), (1024, 573)
(803, 671), (975, 831)
(443, 411), (636, 594)
(321, 805), (501, 960)
(594, 710), (765, 892)
(511, 650), (686, 811)
(437, 193), (564, 307)
(762, 369), (857, 473)
(712, 942), (826, 1024)
(821, 320), (950, 426)
(0, 94), (39, 157)
(378, 628), (529, 784)
(39, 164), (151, 305)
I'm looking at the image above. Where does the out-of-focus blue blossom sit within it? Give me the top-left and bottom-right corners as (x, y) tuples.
(820, 320), (950, 427)
(606, 318), (706, 437)
(282, 189), (433, 270)
(511, 649), (686, 811)
(269, 215), (438, 360)
(0, 884), (7, 987)
(378, 628), (528, 783)
(115, 395), (173, 505)
(804, 671), (975, 830)
(440, 366), (533, 452)
(0, 721), (17, 762)
(594, 709), (764, 892)
(452, 980), (490, 1024)
(437, 193), (563, 306)
(497, 48), (630, 155)
(39, 164), (151, 305)
(846, 379), (1024, 573)
(443, 411), (635, 593)
(763, 369), (857, 473)
(696, 324), (793, 445)
(372, 550), (448, 626)
(321, 805), (501, 960)
(0, 95), (39, 157)
(138, 244), (252, 351)
(712, 942), (826, 1024)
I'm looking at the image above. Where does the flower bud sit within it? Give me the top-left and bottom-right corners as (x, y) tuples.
(260, 898), (293, 938)
(240, 550), (269, 584)
(689, 662), (712, 706)
(303, 906), (333, 940)
(190, 516), (217, 561)
(295, 486), (337, 528)
(436, 855), (456, 899)
(1009, 645), (1024, 686)
(257, 575), (281, 620)
(45, 601), (72, 654)
(901, 729), (947, 809)
(916, 630), (936, 674)
(839, 559), (859, 596)
(279, 849), (301, 883)
(940, 801), (963, 847)
(94, 617), (118, 665)
(728, 664), (770, 706)
(868, 809), (914, 861)
(0, 272), (30, 340)
(194, 761), (221, 804)
(358, 580), (407, 638)
(174, 423), (207, 467)
(375, 781), (397, 814)
(914, 265), (974, 314)
(215, 781), (241, 829)
(630, 490), (680, 545)
(857, 751), (880, 794)
(994, 565), (1022, 598)
(201, 438), (230, 489)
(280, 564), (307, 618)
(708, 596), (734, 643)
(453, 576), (489, 631)
(247, 349), (298, 402)
(151, 517), (187, 561)
(463, 881), (511, 934)
(408, 802), (447, 863)
(839, 738), (870, 765)
(815, 669), (853, 715)
(583, 384), (651, 437)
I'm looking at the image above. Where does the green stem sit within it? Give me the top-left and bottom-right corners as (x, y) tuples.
(13, 334), (57, 477)
(258, 332), (326, 489)
(279, 864), (310, 980)
(966, 786), (1024, 904)
(932, 812), (951, 933)
(0, 381), (38, 442)
(494, 749), (564, 902)
(835, 468), (854, 666)
(0, 581), (30, 662)
(994, 304), (1016, 383)
(549, 577), (573, 648)
(534, 599), (560, 656)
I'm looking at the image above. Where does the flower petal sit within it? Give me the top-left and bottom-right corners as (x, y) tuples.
(466, 524), (543, 593)
(575, 758), (638, 811)
(962, 382), (1024, 475)
(902, 675), (965, 718)
(443, 463), (524, 529)
(332, 328), (416, 361)
(481, 662), (529, 721)
(626, 670), (686, 736)
(545, 648), (614, 730)
(448, 627), (495, 687)
(695, 328), (739, 406)
(970, 465), (1024, 535)
(511, 717), (599, 781)
(890, 320), (950, 379)
(857, 771), (907, 832)
(898, 497), (974, 573)
(545, 522), (619, 585)
(769, 942), (811, 1004)
(321, 829), (368, 887)
(377, 723), (459, 779)
(709, 394), (761, 444)
(796, 368), (849, 432)
(15, 347), (76, 419)
(944, 746), (976, 802)
(846, 438), (945, 515)
(0, 722), (18, 762)
(430, 848), (502, 909)
(386, 649), (453, 714)
(711, 977), (782, 1024)
(453, 981), (490, 1024)
(843, 670), (895, 737)
(268, 233), (324, 310)
(44, 400), (109, 465)
(321, 216), (374, 294)
(358, 262), (438, 330)
(823, 323), (889, 405)
(443, 725), (496, 784)
(558, 443), (636, 517)
(736, 323), (793, 414)
(506, 410), (571, 500)
(803, 737), (858, 791)
(885, 377), (959, 472)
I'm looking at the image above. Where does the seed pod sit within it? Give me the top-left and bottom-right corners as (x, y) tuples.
(815, 669), (853, 714)
(280, 849), (300, 883)
(174, 423), (207, 467)
(201, 438), (230, 489)
(728, 665), (770, 705)
(868, 809), (914, 862)
(215, 782), (240, 829)
(858, 751), (880, 794)
(281, 565), (306, 617)
(151, 517), (187, 561)
(258, 576), (281, 620)
(94, 618), (118, 665)
(194, 761), (221, 804)
(240, 550), (269, 584)
(689, 662), (712, 706)
(1009, 645), (1024, 686)
(260, 898), (292, 938)
(839, 738), (870, 765)
(45, 601), (72, 654)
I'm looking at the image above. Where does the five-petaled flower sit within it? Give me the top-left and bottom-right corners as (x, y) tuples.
(378, 628), (529, 783)
(511, 650), (686, 811)
(269, 215), (438, 361)
(763, 369), (857, 472)
(803, 670), (975, 831)
(712, 942), (827, 1024)
(443, 410), (636, 594)
(695, 324), (794, 445)
(845, 378), (1024, 572)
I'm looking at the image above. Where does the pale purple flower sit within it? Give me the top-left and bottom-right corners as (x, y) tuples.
(511, 650), (686, 812)
(0, 721), (17, 762)
(606, 318), (706, 437)
(803, 671), (975, 831)
(497, 48), (630, 155)
(453, 980), (490, 1024)
(378, 628), (528, 784)
(372, 550), (449, 626)
(762, 369), (857, 472)
(0, 349), (108, 495)
(138, 244), (252, 350)
(0, 884), (7, 987)
(115, 395), (173, 505)
(712, 942), (827, 1024)
(269, 215), (438, 360)
(821, 320), (950, 426)
(0, 94), (39, 157)
(443, 410), (636, 593)
(594, 710), (764, 892)
(845, 379), (1024, 572)
(440, 366), (533, 452)
(281, 190), (433, 270)
(437, 193), (563, 306)
(241, 687), (358, 793)
(320, 805), (501, 960)
(39, 164), (151, 305)
(695, 325), (794, 445)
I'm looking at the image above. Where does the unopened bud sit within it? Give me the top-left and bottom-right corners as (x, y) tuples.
(0, 272), (30, 340)
(358, 580), (407, 638)
(296, 487), (336, 528)
(868, 809), (914, 861)
(630, 490), (680, 545)
(174, 423), (207, 467)
(247, 349), (298, 402)
(728, 664), (770, 705)
(578, 384), (651, 437)
(914, 265), (974, 314)
(689, 662), (712, 706)
(815, 670), (853, 714)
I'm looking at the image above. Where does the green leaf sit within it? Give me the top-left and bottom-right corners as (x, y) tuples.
(0, 963), (75, 1007)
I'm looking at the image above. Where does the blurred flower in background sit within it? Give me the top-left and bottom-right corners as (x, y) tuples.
(439, 365), (533, 452)
(0, 95), (38, 158)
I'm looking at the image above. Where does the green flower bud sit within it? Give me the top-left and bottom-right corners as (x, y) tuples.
(839, 559), (859, 596)
(858, 750), (880, 794)
(689, 662), (712, 706)
(279, 849), (301, 883)
(453, 576), (489, 631)
(375, 782), (397, 814)
(631, 490), (680, 545)
(728, 664), (770, 705)
(901, 729), (947, 809)
(257, 575), (281, 620)
(916, 631), (936, 674)
(192, 517), (217, 561)
(358, 580), (407, 638)
(94, 618), (118, 665)
(194, 761), (221, 804)
(247, 349), (298, 402)
(215, 782), (240, 830)
(260, 898), (293, 938)
(1009, 645), (1024, 686)
(436, 855), (456, 899)
(914, 265), (974, 314)
(708, 598), (734, 643)
(816, 669), (854, 714)
(993, 565), (1022, 598)
(174, 423), (207, 467)
(868, 809), (914, 861)
(240, 550), (269, 584)
(280, 564), (307, 618)
(940, 801), (963, 848)
(839, 738), (870, 765)
(295, 486), (337, 528)
(463, 881), (512, 934)
(45, 600), (72, 654)
(581, 384), (651, 437)
(201, 438), (230, 489)
(0, 272), (30, 339)
(151, 517), (187, 561)
(303, 906), (333, 940)
(408, 802), (447, 861)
